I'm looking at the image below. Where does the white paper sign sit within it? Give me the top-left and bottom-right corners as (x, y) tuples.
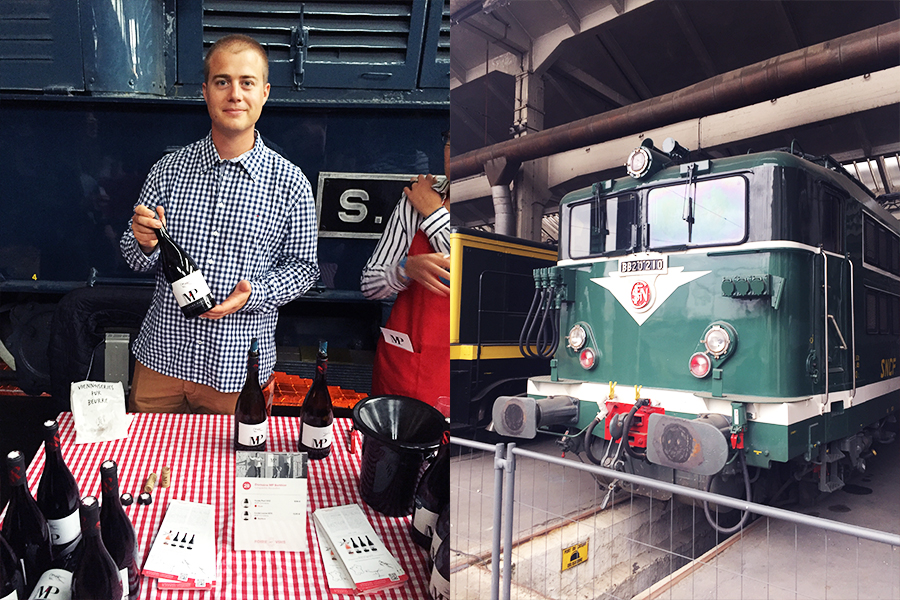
(234, 451), (308, 552)
(380, 327), (414, 353)
(70, 381), (129, 444)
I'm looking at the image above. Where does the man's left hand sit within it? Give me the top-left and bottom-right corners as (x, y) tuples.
(201, 279), (252, 319)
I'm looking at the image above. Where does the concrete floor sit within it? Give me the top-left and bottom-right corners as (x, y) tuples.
(451, 434), (899, 600)
(635, 436), (900, 600)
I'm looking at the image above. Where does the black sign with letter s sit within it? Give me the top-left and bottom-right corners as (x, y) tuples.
(316, 172), (445, 239)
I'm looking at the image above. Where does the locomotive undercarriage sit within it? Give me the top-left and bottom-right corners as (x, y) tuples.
(550, 405), (897, 533)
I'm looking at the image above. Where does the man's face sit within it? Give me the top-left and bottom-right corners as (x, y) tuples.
(202, 47), (270, 140)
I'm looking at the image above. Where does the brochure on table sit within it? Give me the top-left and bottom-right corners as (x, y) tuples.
(234, 450), (309, 552)
(313, 503), (408, 594)
(142, 500), (217, 590)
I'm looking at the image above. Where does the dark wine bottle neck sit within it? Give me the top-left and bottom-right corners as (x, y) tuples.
(246, 353), (260, 386)
(101, 476), (120, 499)
(313, 357), (327, 382)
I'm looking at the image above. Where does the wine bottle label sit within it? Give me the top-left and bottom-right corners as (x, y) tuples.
(26, 568), (72, 600)
(171, 271), (211, 309)
(118, 567), (129, 600)
(47, 510), (81, 547)
(428, 567), (450, 600)
(237, 420), (268, 447)
(412, 504), (439, 539)
(300, 423), (333, 450)
(430, 531), (444, 563)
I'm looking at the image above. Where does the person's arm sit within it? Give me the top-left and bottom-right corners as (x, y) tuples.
(405, 174), (450, 254)
(360, 195), (415, 300)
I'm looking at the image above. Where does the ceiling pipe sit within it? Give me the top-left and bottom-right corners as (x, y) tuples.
(448, 20), (900, 180)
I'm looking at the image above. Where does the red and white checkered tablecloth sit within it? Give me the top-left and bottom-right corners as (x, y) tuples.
(22, 412), (432, 599)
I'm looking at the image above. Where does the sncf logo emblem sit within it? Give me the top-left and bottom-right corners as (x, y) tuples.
(631, 281), (651, 309)
(591, 266), (710, 326)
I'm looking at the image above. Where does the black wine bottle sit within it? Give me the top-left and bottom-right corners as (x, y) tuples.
(70, 497), (123, 600)
(99, 461), (140, 600)
(297, 341), (333, 460)
(410, 437), (450, 549)
(0, 532), (25, 600)
(155, 220), (215, 319)
(1, 451), (52, 593)
(430, 503), (449, 566)
(35, 421), (81, 566)
(25, 565), (72, 600)
(428, 535), (449, 600)
(234, 338), (268, 451)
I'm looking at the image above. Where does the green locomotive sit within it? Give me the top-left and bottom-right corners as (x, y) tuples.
(493, 139), (899, 528)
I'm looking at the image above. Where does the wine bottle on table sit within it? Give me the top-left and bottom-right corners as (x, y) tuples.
(1, 451), (52, 594)
(410, 436), (450, 549)
(0, 532), (25, 600)
(70, 497), (122, 600)
(428, 535), (450, 600)
(35, 421), (81, 567)
(234, 338), (268, 451)
(25, 562), (72, 600)
(297, 341), (333, 460)
(430, 503), (449, 567)
(154, 219), (215, 319)
(99, 461), (140, 600)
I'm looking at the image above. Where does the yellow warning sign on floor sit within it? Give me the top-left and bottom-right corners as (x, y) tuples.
(561, 541), (588, 571)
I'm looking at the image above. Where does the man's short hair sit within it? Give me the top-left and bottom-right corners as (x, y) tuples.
(204, 34), (269, 84)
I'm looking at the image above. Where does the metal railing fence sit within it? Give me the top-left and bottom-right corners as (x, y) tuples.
(451, 436), (900, 600)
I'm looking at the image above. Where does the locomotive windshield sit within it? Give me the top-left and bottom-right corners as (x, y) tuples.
(569, 194), (637, 257)
(647, 176), (747, 248)
(567, 175), (748, 258)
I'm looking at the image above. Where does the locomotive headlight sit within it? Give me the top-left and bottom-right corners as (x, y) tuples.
(579, 348), (596, 370)
(689, 352), (712, 378)
(703, 325), (731, 358)
(567, 324), (587, 350)
(626, 147), (652, 178)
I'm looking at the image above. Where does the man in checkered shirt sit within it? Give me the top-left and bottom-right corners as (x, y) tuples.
(120, 34), (319, 413)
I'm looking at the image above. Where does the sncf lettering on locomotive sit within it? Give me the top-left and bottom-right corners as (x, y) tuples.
(882, 358), (897, 379)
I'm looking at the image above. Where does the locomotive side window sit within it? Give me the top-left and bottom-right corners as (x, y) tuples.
(568, 194), (636, 258)
(865, 288), (900, 335)
(863, 214), (900, 276)
(647, 176), (746, 249)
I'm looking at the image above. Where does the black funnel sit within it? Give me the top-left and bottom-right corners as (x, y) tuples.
(352, 395), (446, 516)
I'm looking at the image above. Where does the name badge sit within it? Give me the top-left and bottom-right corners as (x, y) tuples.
(380, 327), (414, 353)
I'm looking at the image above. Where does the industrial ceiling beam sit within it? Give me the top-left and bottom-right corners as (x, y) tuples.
(448, 20), (900, 180)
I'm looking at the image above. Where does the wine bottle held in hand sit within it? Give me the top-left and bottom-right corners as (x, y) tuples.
(234, 338), (268, 451)
(154, 218), (215, 319)
(0, 532), (25, 600)
(1, 451), (52, 593)
(298, 341), (333, 460)
(70, 497), (123, 600)
(99, 461), (140, 600)
(35, 421), (81, 567)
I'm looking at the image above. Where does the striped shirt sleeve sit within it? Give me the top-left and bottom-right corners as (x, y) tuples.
(360, 180), (449, 300)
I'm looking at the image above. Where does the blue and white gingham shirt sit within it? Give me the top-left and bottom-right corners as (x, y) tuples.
(120, 132), (319, 392)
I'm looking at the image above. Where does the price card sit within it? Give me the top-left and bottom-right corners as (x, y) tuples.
(234, 451), (309, 552)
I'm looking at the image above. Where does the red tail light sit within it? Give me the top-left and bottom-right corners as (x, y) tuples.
(579, 348), (596, 370)
(689, 352), (712, 378)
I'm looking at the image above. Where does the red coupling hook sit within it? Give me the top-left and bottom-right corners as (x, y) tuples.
(730, 431), (744, 450)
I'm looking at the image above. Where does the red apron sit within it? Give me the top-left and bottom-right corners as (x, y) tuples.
(370, 229), (449, 416)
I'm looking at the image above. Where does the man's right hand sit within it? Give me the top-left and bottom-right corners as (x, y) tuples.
(132, 205), (165, 255)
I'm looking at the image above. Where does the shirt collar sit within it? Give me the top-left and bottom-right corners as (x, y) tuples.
(200, 131), (267, 181)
